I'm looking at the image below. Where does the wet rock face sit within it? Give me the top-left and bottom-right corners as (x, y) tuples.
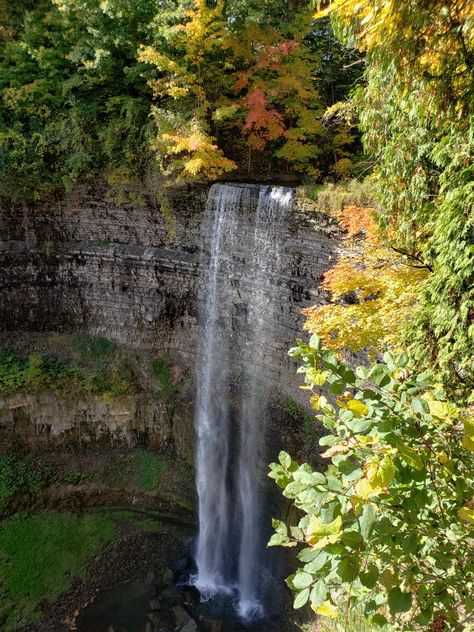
(0, 182), (338, 396)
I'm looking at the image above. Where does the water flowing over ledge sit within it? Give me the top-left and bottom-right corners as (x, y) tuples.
(193, 183), (294, 619)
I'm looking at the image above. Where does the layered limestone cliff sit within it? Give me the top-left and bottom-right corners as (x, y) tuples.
(0, 182), (338, 454)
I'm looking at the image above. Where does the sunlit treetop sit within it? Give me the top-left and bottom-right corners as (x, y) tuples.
(315, 0), (474, 112)
(303, 204), (428, 357)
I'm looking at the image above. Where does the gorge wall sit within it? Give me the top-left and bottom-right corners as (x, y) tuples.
(0, 182), (339, 456)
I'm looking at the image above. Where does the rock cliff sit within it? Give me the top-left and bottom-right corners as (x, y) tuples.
(0, 182), (338, 453)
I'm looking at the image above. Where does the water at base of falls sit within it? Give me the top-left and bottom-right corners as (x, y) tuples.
(193, 183), (293, 620)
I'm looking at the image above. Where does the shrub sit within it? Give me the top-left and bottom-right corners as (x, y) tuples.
(305, 178), (375, 214)
(0, 346), (129, 399)
(269, 336), (474, 630)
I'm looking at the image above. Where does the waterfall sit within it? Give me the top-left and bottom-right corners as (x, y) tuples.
(194, 183), (293, 618)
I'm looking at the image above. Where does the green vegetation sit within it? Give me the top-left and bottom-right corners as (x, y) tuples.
(72, 333), (117, 361)
(270, 336), (474, 630)
(152, 357), (172, 396)
(152, 357), (176, 418)
(0, 456), (48, 509)
(321, 0), (474, 392)
(0, 342), (129, 398)
(303, 605), (382, 632)
(1, 2), (474, 630)
(129, 449), (169, 492)
(271, 10), (474, 624)
(0, 0), (362, 202)
(277, 395), (315, 441)
(0, 449), (170, 512)
(304, 178), (375, 215)
(0, 510), (117, 630)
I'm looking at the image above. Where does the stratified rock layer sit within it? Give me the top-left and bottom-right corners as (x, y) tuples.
(0, 182), (338, 451)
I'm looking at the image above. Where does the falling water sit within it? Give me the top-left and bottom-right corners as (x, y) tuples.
(194, 183), (293, 618)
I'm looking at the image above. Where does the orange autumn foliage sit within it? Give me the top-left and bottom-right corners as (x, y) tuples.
(303, 205), (428, 356)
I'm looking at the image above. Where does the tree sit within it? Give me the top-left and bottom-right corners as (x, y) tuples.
(0, 0), (363, 198)
(303, 204), (428, 357)
(311, 0), (474, 394)
(0, 0), (157, 202)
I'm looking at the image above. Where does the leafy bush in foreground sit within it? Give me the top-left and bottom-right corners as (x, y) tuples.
(269, 336), (474, 630)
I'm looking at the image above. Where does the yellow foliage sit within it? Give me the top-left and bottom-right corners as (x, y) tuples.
(462, 420), (474, 452)
(313, 600), (339, 619)
(353, 477), (382, 500)
(365, 455), (396, 488)
(314, 1), (474, 107)
(155, 118), (236, 180)
(305, 515), (342, 548)
(458, 505), (474, 523)
(303, 205), (428, 355)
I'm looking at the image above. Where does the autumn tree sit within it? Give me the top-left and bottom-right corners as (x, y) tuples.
(303, 203), (428, 357)
(139, 0), (328, 180)
(0, 0), (362, 199)
(314, 0), (474, 394)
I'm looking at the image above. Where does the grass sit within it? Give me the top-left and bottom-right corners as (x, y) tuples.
(304, 178), (375, 215)
(130, 450), (169, 491)
(0, 511), (117, 630)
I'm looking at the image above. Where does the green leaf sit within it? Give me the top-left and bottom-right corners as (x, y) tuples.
(383, 352), (396, 370)
(337, 557), (358, 581)
(360, 563), (379, 588)
(388, 587), (412, 615)
(283, 480), (310, 497)
(293, 571), (313, 590)
(347, 418), (373, 433)
(411, 397), (428, 414)
(329, 380), (346, 396)
(310, 579), (327, 608)
(290, 526), (304, 539)
(304, 551), (331, 573)
(359, 503), (377, 540)
(278, 451), (292, 469)
(268, 533), (288, 547)
(272, 519), (288, 536)
(285, 574), (296, 590)
(320, 500), (339, 523)
(293, 587), (310, 609)
(396, 352), (409, 368)
(368, 364), (388, 385)
(397, 445), (424, 470)
(341, 530), (363, 549)
(297, 547), (320, 563)
(319, 434), (338, 446)
(372, 614), (389, 627)
(293, 470), (326, 485)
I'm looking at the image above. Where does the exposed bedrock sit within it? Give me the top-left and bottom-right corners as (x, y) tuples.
(0, 182), (339, 454)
